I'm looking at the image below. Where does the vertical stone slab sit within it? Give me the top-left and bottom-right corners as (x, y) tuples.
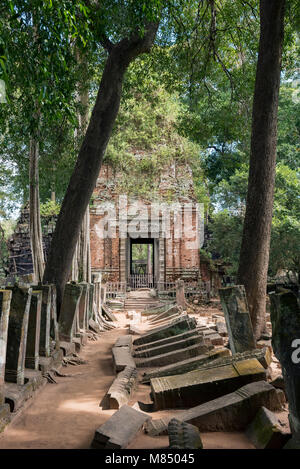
(5, 286), (32, 385)
(58, 283), (82, 342)
(39, 285), (51, 357)
(219, 285), (256, 354)
(78, 282), (88, 330)
(88, 284), (94, 321)
(25, 290), (42, 370)
(176, 279), (186, 308)
(49, 284), (60, 350)
(270, 290), (300, 433)
(0, 290), (12, 404)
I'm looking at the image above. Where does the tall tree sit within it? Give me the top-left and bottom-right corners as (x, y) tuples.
(237, 0), (286, 339)
(43, 5), (160, 308)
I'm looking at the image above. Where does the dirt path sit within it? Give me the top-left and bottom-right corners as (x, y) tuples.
(0, 314), (255, 449)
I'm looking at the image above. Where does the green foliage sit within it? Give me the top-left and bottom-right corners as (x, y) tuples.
(208, 164), (300, 276)
(104, 86), (204, 200)
(40, 199), (61, 217)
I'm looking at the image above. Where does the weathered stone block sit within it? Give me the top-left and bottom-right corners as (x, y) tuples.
(168, 418), (203, 449)
(216, 320), (227, 337)
(134, 329), (201, 352)
(246, 406), (290, 449)
(133, 315), (197, 346)
(38, 285), (52, 357)
(136, 342), (211, 368)
(176, 279), (186, 308)
(0, 290), (11, 403)
(5, 286), (32, 385)
(144, 381), (285, 436)
(112, 346), (136, 372)
(176, 347), (271, 375)
(58, 283), (82, 342)
(78, 282), (89, 331)
(100, 366), (138, 409)
(89, 318), (101, 334)
(133, 334), (205, 359)
(88, 284), (94, 321)
(49, 284), (59, 348)
(148, 305), (181, 324)
(25, 290), (42, 370)
(270, 290), (300, 434)
(0, 290), (12, 433)
(149, 358), (266, 410)
(219, 285), (256, 353)
(115, 335), (132, 350)
(91, 405), (151, 449)
(141, 348), (231, 383)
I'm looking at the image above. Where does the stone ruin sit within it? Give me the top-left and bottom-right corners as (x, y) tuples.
(0, 267), (299, 449)
(0, 273), (111, 431)
(89, 280), (299, 450)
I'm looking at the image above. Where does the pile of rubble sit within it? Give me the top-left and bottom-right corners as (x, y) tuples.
(91, 284), (300, 450)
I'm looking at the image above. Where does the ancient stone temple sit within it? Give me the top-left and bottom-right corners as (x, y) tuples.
(89, 160), (203, 288)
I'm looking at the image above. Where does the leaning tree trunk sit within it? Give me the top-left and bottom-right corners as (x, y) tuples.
(71, 49), (91, 283)
(43, 23), (159, 310)
(237, 0), (286, 339)
(29, 136), (45, 282)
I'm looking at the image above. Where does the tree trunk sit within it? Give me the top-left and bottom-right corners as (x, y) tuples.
(29, 136), (45, 282)
(237, 0), (286, 339)
(43, 24), (159, 310)
(71, 49), (91, 284)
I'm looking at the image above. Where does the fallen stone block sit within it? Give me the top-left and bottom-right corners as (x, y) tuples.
(219, 285), (256, 353)
(134, 329), (201, 352)
(144, 381), (285, 435)
(133, 315), (197, 346)
(168, 418), (203, 449)
(114, 335), (133, 351)
(89, 318), (101, 334)
(216, 321), (228, 337)
(147, 314), (182, 328)
(141, 302), (175, 316)
(180, 347), (272, 374)
(133, 334), (205, 359)
(203, 332), (224, 346)
(102, 304), (117, 322)
(246, 406), (290, 449)
(100, 366), (138, 409)
(141, 348), (231, 383)
(112, 346), (136, 372)
(148, 305), (181, 324)
(149, 358), (266, 410)
(91, 405), (151, 449)
(135, 342), (212, 368)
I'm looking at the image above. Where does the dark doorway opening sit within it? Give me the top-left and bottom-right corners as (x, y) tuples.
(129, 238), (155, 288)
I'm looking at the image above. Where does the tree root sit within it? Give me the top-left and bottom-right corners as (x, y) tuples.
(62, 353), (88, 366)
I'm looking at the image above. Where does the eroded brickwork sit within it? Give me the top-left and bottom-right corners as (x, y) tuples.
(90, 162), (201, 283)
